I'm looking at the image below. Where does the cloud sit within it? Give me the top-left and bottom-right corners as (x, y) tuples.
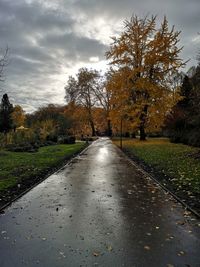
(0, 0), (199, 112)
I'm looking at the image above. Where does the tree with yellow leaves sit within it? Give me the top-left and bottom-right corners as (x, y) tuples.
(106, 15), (185, 140)
(11, 105), (25, 129)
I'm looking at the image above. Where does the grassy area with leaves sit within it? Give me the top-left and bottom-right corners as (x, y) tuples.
(0, 142), (86, 193)
(113, 138), (200, 199)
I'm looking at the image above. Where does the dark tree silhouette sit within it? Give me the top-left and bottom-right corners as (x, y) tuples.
(0, 93), (14, 133)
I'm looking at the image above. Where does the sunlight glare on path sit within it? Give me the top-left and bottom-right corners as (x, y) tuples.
(96, 146), (109, 162)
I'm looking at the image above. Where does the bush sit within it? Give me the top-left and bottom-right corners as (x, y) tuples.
(58, 135), (76, 144)
(43, 140), (57, 146)
(187, 130), (200, 147)
(6, 143), (38, 152)
(147, 132), (163, 138)
(46, 134), (58, 143)
(80, 136), (98, 142)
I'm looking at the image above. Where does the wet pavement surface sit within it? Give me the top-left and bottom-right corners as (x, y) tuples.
(0, 137), (200, 267)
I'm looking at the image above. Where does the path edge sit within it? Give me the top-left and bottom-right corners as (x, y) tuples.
(0, 141), (94, 213)
(114, 144), (200, 219)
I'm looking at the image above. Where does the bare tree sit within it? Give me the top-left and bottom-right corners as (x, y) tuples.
(65, 68), (99, 136)
(94, 71), (113, 136)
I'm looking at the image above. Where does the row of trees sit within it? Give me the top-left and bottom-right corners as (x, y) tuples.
(65, 15), (185, 140)
(0, 96), (77, 148)
(1, 15), (199, 146)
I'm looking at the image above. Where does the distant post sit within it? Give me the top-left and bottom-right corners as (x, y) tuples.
(120, 117), (122, 149)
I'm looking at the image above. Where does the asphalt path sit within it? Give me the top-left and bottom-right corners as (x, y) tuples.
(0, 137), (200, 267)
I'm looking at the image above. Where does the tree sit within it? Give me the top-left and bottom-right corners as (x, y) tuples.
(11, 105), (25, 128)
(0, 94), (14, 133)
(164, 64), (200, 147)
(106, 15), (185, 140)
(94, 71), (113, 136)
(163, 75), (192, 142)
(105, 68), (135, 136)
(188, 65), (200, 146)
(64, 104), (91, 136)
(65, 68), (99, 136)
(26, 104), (72, 137)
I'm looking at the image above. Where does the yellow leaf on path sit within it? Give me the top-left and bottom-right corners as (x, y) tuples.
(107, 245), (113, 252)
(177, 250), (186, 256)
(93, 251), (100, 257)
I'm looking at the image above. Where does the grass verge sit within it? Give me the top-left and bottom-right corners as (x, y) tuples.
(0, 142), (87, 209)
(113, 138), (200, 213)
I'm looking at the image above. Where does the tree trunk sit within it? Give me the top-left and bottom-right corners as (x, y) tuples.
(139, 105), (148, 141)
(90, 120), (95, 136)
(107, 119), (112, 137)
(88, 108), (95, 136)
(139, 124), (146, 140)
(131, 132), (136, 138)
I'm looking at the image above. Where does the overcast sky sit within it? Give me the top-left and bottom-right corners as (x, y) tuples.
(0, 0), (199, 112)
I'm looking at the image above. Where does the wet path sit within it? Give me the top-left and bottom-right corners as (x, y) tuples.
(0, 138), (200, 267)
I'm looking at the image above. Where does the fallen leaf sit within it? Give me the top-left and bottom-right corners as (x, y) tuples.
(93, 251), (100, 257)
(177, 250), (186, 256)
(107, 245), (113, 252)
(183, 211), (191, 217)
(59, 251), (66, 258)
(1, 231), (7, 234)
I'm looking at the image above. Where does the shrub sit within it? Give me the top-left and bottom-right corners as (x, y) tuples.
(58, 135), (76, 144)
(46, 134), (58, 143)
(6, 143), (38, 152)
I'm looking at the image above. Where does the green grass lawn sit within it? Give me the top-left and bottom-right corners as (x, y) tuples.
(0, 142), (86, 192)
(113, 138), (200, 195)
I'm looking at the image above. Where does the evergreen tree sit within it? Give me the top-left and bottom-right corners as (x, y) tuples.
(0, 94), (14, 133)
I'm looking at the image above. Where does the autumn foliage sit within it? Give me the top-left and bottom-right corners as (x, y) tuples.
(106, 15), (185, 140)
(2, 14), (198, 145)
